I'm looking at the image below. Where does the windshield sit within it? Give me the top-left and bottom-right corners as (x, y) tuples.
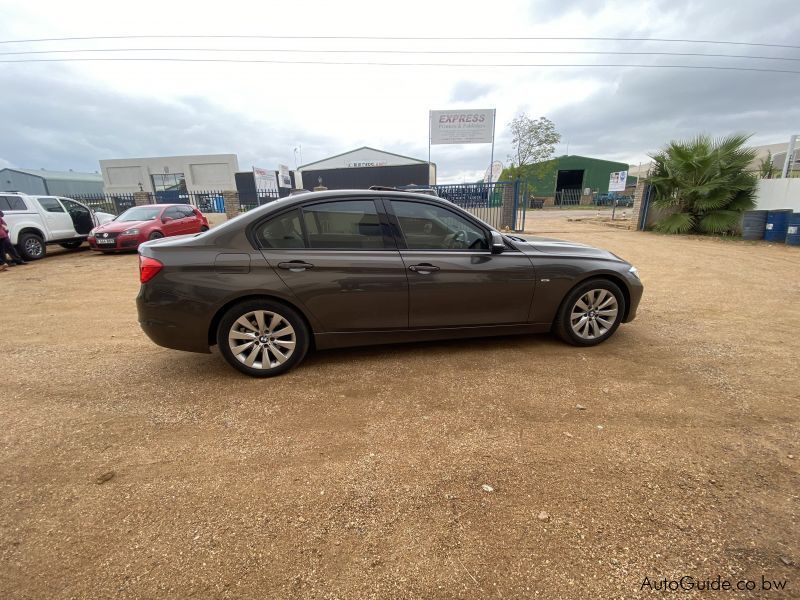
(115, 207), (161, 222)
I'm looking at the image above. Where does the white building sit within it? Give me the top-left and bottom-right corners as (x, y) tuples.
(99, 154), (239, 194)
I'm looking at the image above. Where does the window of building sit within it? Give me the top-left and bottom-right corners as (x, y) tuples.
(151, 173), (187, 192)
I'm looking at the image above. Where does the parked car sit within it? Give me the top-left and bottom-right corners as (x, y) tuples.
(137, 190), (643, 377)
(0, 192), (115, 260)
(89, 204), (209, 252)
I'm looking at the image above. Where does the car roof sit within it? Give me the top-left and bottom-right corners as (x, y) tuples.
(273, 188), (448, 207)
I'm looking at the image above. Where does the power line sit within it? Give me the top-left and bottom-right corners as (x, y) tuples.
(0, 34), (798, 50)
(1, 57), (798, 73)
(1, 47), (798, 62)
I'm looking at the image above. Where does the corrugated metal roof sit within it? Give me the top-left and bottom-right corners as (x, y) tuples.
(1, 168), (102, 182)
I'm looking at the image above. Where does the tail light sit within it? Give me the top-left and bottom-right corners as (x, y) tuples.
(139, 255), (163, 283)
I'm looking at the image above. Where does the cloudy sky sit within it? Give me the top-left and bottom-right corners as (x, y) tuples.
(0, 0), (798, 183)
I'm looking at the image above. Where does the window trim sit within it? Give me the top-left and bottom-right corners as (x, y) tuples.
(383, 197), (492, 252)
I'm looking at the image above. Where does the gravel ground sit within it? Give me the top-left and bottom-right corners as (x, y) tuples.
(1, 220), (798, 599)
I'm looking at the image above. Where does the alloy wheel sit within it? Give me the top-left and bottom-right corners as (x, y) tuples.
(570, 288), (619, 340)
(24, 237), (43, 257)
(227, 310), (297, 370)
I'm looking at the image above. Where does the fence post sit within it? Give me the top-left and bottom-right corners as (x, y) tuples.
(500, 180), (517, 230)
(223, 190), (240, 220)
(133, 191), (150, 207)
(630, 180), (649, 230)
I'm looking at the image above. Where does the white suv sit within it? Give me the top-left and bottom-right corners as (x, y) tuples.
(0, 192), (114, 260)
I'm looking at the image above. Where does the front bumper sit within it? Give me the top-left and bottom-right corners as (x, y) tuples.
(623, 276), (644, 323)
(89, 235), (143, 251)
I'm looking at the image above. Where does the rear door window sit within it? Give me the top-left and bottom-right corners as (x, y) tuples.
(163, 206), (183, 220)
(301, 200), (386, 249)
(38, 197), (65, 213)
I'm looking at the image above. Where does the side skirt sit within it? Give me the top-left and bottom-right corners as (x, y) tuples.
(314, 323), (551, 351)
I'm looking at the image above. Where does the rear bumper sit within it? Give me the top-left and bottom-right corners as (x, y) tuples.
(137, 287), (212, 353)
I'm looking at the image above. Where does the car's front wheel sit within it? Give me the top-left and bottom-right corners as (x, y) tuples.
(18, 232), (46, 260)
(217, 299), (310, 377)
(554, 279), (626, 346)
(148, 231), (164, 241)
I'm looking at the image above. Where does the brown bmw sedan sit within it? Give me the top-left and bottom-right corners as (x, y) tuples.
(137, 190), (643, 377)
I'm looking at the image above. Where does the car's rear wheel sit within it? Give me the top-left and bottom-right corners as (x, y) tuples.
(200, 225), (209, 232)
(18, 232), (46, 261)
(148, 231), (164, 241)
(217, 300), (310, 377)
(554, 279), (626, 346)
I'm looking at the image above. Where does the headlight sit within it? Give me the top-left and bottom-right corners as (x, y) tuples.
(628, 266), (640, 280)
(121, 228), (140, 235)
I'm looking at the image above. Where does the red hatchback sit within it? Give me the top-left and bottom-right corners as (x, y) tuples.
(89, 204), (209, 252)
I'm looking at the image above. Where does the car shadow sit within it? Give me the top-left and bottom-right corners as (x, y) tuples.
(144, 332), (567, 381)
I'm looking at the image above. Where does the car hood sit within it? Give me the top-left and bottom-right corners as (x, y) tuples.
(509, 235), (623, 261)
(94, 219), (152, 232)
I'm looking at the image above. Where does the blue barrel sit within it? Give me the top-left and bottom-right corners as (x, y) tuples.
(786, 212), (800, 246)
(741, 210), (768, 240)
(764, 209), (793, 242)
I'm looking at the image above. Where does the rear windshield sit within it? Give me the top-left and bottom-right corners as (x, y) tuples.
(116, 207), (162, 222)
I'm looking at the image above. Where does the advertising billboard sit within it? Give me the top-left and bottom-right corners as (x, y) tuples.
(430, 109), (495, 145)
(253, 167), (278, 194)
(608, 171), (628, 192)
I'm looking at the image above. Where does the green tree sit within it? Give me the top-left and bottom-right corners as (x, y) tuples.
(758, 151), (776, 179)
(506, 114), (561, 178)
(649, 134), (757, 234)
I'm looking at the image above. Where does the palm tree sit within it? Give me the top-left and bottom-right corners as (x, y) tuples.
(649, 134), (758, 234)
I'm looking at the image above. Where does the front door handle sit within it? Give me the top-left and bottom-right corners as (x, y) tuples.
(409, 263), (440, 273)
(277, 261), (314, 272)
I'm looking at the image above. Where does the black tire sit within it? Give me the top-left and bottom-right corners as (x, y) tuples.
(18, 232), (46, 261)
(200, 225), (209, 232)
(217, 299), (310, 377)
(148, 231), (164, 241)
(59, 240), (84, 250)
(554, 278), (626, 346)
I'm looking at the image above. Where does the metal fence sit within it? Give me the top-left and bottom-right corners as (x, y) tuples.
(239, 189), (282, 213)
(71, 189), (283, 215)
(434, 181), (526, 231)
(71, 193), (136, 215)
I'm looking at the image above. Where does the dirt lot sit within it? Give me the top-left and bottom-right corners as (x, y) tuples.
(1, 218), (798, 599)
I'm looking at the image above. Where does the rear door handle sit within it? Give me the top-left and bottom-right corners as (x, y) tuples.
(277, 261), (314, 272)
(409, 263), (440, 273)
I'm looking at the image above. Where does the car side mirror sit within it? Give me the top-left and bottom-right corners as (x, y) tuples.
(490, 231), (505, 254)
(162, 216), (172, 223)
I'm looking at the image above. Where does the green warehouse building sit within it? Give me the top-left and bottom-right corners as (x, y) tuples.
(504, 155), (636, 199)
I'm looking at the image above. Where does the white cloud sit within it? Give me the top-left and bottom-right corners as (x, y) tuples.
(0, 0), (798, 182)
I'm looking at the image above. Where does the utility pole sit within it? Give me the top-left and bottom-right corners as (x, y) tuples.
(781, 135), (797, 178)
